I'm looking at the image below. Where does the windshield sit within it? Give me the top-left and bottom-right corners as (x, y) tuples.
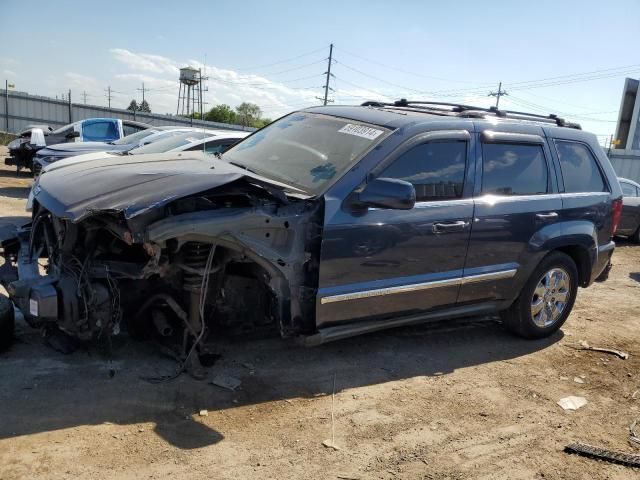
(222, 112), (389, 194)
(129, 131), (210, 154)
(112, 129), (157, 145)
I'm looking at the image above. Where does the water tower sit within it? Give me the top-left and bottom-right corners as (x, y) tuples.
(177, 66), (203, 118)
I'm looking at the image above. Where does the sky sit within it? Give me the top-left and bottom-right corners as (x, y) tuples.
(1, 0), (639, 144)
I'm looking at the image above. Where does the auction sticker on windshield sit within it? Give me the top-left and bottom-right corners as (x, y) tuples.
(338, 124), (384, 140)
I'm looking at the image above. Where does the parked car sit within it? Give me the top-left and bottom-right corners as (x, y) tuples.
(617, 177), (640, 242)
(0, 102), (622, 371)
(5, 118), (150, 172)
(31, 126), (207, 176)
(125, 129), (249, 155)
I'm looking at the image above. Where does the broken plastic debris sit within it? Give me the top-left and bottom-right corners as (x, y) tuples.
(574, 377), (585, 384)
(210, 373), (242, 391)
(322, 439), (341, 451)
(558, 396), (588, 411)
(199, 409), (208, 417)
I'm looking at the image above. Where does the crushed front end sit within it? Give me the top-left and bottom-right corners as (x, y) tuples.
(0, 157), (324, 374)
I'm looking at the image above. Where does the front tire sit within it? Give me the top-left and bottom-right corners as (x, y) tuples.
(631, 226), (640, 243)
(0, 293), (15, 352)
(501, 252), (578, 339)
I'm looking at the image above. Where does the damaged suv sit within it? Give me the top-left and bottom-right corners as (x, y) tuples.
(0, 101), (623, 373)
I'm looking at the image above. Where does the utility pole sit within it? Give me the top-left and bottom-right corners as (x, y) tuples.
(488, 81), (508, 109)
(82, 91), (88, 104)
(68, 89), (72, 122)
(4, 79), (9, 131)
(322, 43), (334, 106)
(199, 69), (203, 119)
(105, 86), (112, 109)
(137, 82), (146, 107)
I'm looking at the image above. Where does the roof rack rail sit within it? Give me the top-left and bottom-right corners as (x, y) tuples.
(361, 99), (581, 130)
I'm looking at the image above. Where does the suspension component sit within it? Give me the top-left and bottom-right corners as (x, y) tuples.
(182, 242), (212, 291)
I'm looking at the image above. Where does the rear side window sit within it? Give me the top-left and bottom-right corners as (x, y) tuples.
(481, 143), (548, 195)
(123, 123), (145, 136)
(379, 141), (467, 201)
(621, 182), (639, 197)
(555, 141), (606, 193)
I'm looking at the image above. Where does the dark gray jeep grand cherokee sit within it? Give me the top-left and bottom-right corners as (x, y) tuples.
(0, 101), (623, 370)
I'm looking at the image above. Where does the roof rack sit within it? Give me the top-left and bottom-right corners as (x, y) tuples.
(361, 99), (581, 129)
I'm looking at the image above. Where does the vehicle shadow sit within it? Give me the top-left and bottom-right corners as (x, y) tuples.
(0, 186), (30, 199)
(0, 316), (563, 450)
(630, 272), (640, 283)
(0, 169), (32, 180)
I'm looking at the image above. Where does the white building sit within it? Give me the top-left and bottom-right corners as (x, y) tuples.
(609, 78), (640, 183)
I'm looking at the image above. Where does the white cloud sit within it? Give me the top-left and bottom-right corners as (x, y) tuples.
(110, 48), (178, 75)
(110, 49), (322, 118)
(0, 57), (17, 66)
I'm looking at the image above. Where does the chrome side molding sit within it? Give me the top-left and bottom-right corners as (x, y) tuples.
(320, 269), (517, 305)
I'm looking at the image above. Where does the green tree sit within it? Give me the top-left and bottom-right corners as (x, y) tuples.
(138, 99), (151, 113)
(235, 102), (261, 127)
(252, 117), (273, 129)
(204, 104), (237, 124)
(126, 100), (139, 112)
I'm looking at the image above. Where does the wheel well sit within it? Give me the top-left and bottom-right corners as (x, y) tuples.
(554, 245), (591, 287)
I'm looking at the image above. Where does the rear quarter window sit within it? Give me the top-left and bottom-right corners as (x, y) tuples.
(554, 141), (606, 193)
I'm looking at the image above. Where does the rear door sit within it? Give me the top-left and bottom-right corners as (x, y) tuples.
(316, 131), (475, 327)
(552, 140), (611, 247)
(458, 131), (561, 304)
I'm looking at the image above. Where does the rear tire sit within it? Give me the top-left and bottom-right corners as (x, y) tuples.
(631, 226), (640, 243)
(0, 294), (15, 353)
(501, 251), (578, 339)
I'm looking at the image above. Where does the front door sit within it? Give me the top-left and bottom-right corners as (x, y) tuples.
(316, 134), (474, 327)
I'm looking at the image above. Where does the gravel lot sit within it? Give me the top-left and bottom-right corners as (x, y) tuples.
(1, 146), (639, 479)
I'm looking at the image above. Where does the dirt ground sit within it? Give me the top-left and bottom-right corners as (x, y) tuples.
(0, 146), (639, 479)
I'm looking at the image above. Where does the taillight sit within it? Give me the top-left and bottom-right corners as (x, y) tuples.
(611, 198), (623, 237)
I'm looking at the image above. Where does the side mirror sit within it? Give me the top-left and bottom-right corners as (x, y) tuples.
(358, 177), (416, 210)
(66, 131), (80, 139)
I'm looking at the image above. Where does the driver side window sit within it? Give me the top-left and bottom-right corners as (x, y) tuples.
(379, 141), (467, 202)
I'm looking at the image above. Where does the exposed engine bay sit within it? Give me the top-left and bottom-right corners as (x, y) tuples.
(0, 174), (323, 377)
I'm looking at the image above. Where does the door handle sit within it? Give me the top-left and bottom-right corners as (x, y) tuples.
(535, 212), (559, 221)
(432, 221), (469, 234)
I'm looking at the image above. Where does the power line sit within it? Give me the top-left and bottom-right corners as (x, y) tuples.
(507, 95), (618, 122)
(207, 73), (322, 88)
(234, 45), (328, 71)
(231, 58), (328, 80)
(336, 46), (482, 84)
